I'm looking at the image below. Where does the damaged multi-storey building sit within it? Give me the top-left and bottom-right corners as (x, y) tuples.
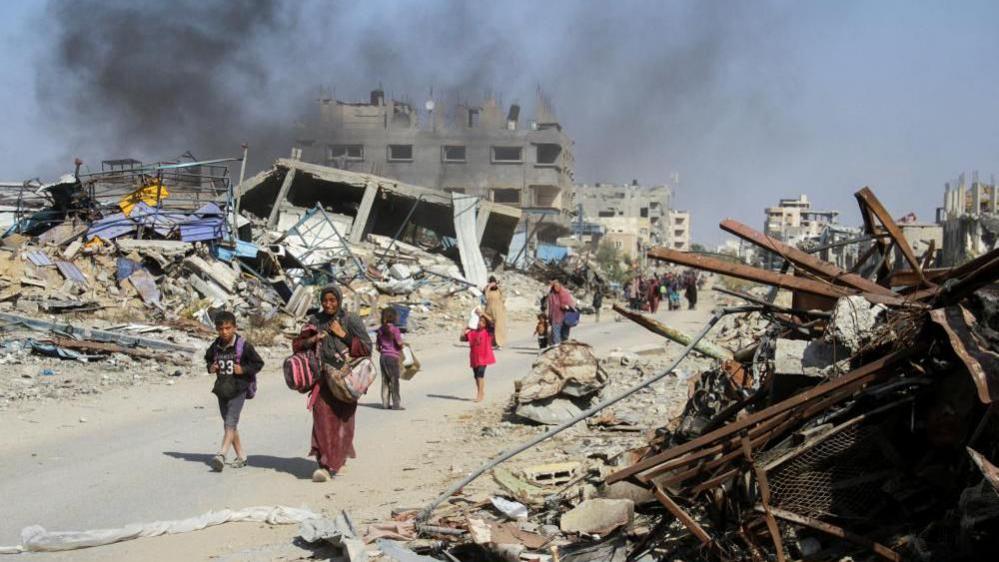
(291, 89), (575, 262)
(939, 172), (999, 266)
(569, 181), (686, 259)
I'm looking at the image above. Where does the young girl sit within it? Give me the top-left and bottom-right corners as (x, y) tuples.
(461, 311), (496, 402)
(376, 307), (405, 410)
(534, 313), (549, 349)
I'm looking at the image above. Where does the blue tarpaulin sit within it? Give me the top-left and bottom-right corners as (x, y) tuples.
(536, 243), (569, 262)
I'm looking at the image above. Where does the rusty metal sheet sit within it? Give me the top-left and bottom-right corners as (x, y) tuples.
(930, 306), (999, 404)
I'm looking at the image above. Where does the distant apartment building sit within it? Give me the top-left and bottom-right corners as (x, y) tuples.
(293, 89), (575, 244)
(764, 195), (839, 244)
(669, 210), (691, 251)
(570, 181), (672, 248)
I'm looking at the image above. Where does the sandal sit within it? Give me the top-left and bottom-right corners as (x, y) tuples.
(210, 454), (225, 472)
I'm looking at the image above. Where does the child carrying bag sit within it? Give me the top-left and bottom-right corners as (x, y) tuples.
(401, 344), (421, 381)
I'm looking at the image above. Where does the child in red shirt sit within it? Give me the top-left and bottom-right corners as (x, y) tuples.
(461, 311), (496, 402)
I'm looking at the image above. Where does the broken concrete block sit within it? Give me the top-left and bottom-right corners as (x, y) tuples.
(183, 255), (236, 292)
(388, 263), (412, 280)
(522, 461), (581, 487)
(774, 338), (847, 376)
(559, 498), (634, 535)
(828, 295), (886, 352)
(515, 397), (583, 425)
(467, 517), (491, 544)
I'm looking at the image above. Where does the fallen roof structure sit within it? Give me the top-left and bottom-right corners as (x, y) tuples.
(237, 158), (523, 255)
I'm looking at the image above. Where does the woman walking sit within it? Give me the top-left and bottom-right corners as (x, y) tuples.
(483, 276), (508, 349)
(296, 285), (372, 482)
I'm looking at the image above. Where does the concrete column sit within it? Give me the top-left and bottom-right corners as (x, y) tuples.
(992, 185), (998, 214)
(958, 185), (967, 215)
(349, 182), (378, 243)
(475, 200), (493, 242)
(267, 168), (297, 229)
(944, 183), (952, 215)
(973, 182), (983, 215)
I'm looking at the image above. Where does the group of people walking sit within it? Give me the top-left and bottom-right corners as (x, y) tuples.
(203, 274), (537, 482)
(625, 270), (700, 313)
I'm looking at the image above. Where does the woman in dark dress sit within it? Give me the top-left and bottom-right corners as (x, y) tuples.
(297, 285), (372, 482)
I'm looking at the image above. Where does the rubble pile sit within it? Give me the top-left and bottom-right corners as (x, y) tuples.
(365, 187), (999, 562)
(0, 156), (552, 407)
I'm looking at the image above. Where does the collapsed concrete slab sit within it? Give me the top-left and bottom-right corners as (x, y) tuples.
(238, 159), (522, 257)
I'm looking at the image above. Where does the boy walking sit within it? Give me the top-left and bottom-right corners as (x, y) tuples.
(205, 311), (265, 472)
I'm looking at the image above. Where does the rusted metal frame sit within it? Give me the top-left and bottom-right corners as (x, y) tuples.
(741, 435), (787, 562)
(720, 219), (896, 297)
(855, 199), (893, 283)
(653, 484), (716, 548)
(687, 415), (806, 495)
(689, 372), (893, 486)
(713, 286), (833, 318)
(920, 239), (937, 269)
(855, 187), (928, 287)
(872, 239), (896, 283)
(737, 523), (769, 562)
(608, 350), (909, 484)
(755, 505), (902, 562)
(647, 247), (909, 306)
(644, 411), (798, 485)
(761, 396), (916, 472)
(848, 241), (881, 275)
(660, 368), (893, 495)
(940, 246), (999, 281)
(887, 267), (949, 287)
(934, 254), (999, 306)
(647, 247), (856, 300)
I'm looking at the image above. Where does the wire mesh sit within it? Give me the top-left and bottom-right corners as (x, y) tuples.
(764, 424), (892, 520)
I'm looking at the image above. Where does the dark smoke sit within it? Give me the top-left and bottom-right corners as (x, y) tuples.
(35, 0), (811, 242)
(37, 0), (304, 170)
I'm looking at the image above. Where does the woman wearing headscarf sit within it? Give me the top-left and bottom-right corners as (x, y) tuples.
(483, 275), (508, 349)
(297, 285), (372, 482)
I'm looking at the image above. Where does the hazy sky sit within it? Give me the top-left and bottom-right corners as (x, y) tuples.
(2, 0), (998, 245)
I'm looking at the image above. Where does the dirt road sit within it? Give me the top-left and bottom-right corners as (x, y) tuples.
(0, 298), (716, 560)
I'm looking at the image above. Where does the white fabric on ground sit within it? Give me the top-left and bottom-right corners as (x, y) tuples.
(0, 505), (319, 554)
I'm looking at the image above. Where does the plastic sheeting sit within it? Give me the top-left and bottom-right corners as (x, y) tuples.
(451, 194), (488, 288)
(0, 505), (319, 554)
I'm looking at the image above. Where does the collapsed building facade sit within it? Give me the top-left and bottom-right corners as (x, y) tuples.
(939, 172), (999, 266)
(292, 88), (575, 262)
